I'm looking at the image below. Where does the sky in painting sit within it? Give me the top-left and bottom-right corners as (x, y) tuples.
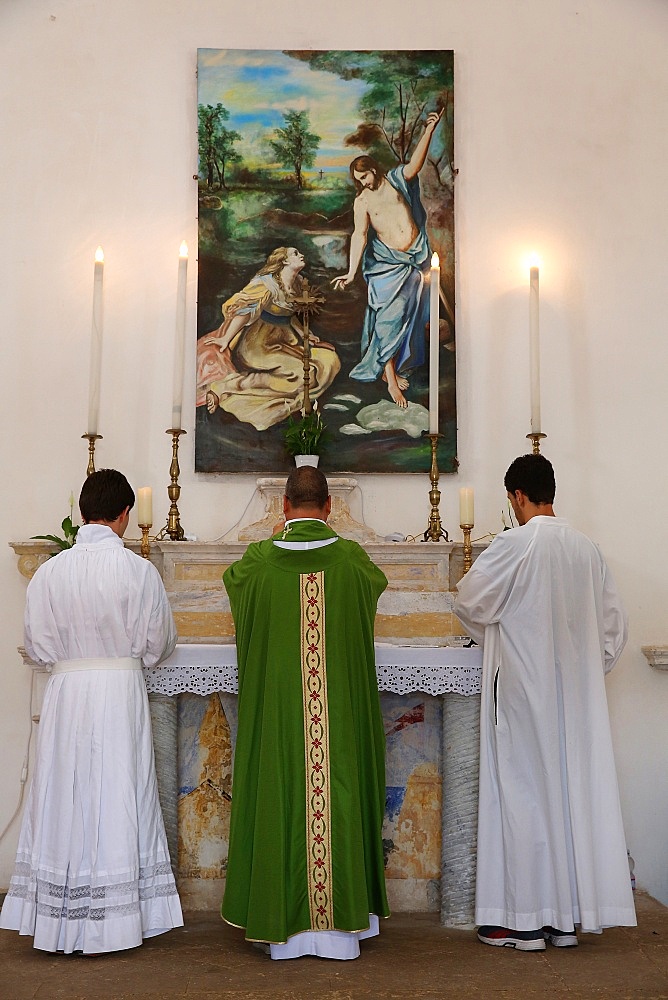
(197, 49), (368, 173)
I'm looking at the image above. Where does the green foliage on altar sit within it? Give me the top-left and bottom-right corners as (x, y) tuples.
(282, 409), (327, 457)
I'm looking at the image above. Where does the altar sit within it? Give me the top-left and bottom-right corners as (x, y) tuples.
(11, 477), (487, 928)
(142, 640), (483, 929)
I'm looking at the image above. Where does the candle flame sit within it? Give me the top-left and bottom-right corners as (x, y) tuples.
(179, 241), (189, 258)
(94, 246), (104, 263)
(527, 251), (541, 271)
(431, 252), (440, 268)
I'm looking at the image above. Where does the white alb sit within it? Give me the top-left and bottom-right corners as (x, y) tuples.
(0, 524), (183, 954)
(455, 516), (636, 934)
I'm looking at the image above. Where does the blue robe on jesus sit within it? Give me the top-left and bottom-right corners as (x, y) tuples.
(349, 165), (430, 383)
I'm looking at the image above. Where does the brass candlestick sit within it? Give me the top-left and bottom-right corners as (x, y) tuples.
(461, 524), (473, 573)
(526, 431), (546, 455)
(293, 279), (325, 416)
(139, 524), (151, 559)
(422, 432), (449, 542)
(81, 433), (102, 476)
(165, 428), (186, 540)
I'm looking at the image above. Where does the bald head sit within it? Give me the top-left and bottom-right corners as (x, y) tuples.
(284, 466), (330, 520)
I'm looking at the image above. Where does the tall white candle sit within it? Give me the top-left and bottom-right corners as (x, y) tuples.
(529, 264), (541, 434)
(459, 487), (474, 526)
(429, 252), (440, 434)
(137, 487), (153, 526)
(171, 241), (188, 430)
(87, 246), (104, 436)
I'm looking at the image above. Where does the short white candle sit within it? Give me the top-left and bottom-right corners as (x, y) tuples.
(171, 241), (188, 430)
(529, 264), (541, 434)
(459, 487), (474, 526)
(87, 246), (104, 436)
(429, 252), (440, 434)
(137, 487), (153, 526)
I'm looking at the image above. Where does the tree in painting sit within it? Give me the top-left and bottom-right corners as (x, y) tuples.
(270, 111), (321, 190)
(293, 50), (454, 187)
(198, 104), (242, 192)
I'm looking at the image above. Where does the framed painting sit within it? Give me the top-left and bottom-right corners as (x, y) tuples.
(195, 49), (456, 475)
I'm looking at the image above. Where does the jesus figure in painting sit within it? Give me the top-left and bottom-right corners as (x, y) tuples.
(332, 110), (443, 409)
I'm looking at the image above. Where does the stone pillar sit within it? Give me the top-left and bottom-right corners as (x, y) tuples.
(149, 692), (179, 871)
(440, 692), (480, 928)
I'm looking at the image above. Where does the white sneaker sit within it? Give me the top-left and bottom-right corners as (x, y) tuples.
(542, 926), (578, 947)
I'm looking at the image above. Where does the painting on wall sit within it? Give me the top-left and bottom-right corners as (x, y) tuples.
(195, 49), (456, 475)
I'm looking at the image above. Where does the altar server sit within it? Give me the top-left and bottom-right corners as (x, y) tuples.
(455, 454), (635, 951)
(0, 469), (183, 954)
(222, 466), (389, 959)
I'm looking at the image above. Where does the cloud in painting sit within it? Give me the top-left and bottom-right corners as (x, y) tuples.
(197, 49), (367, 168)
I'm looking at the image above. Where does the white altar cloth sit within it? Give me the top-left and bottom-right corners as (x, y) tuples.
(143, 643), (482, 698)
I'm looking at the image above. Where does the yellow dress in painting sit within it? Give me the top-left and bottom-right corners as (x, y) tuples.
(197, 273), (340, 432)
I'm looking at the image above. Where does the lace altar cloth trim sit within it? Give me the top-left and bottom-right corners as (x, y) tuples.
(144, 644), (482, 698)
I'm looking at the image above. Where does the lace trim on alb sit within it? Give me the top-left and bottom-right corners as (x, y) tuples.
(6, 857), (179, 921)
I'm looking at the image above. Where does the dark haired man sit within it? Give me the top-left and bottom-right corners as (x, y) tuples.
(331, 111), (443, 408)
(222, 466), (389, 959)
(0, 470), (182, 954)
(454, 454), (635, 951)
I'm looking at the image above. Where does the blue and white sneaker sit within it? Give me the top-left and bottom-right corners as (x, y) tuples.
(542, 926), (578, 947)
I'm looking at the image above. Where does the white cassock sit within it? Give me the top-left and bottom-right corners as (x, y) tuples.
(0, 524), (183, 954)
(454, 516), (636, 934)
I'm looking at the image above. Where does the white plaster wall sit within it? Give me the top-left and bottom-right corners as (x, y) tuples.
(1, 0), (667, 903)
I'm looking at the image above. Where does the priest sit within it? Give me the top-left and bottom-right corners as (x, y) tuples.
(0, 469), (183, 954)
(221, 466), (389, 959)
(455, 453), (636, 951)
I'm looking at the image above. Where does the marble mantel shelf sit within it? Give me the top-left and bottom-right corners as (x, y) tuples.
(642, 646), (668, 670)
(10, 534), (482, 647)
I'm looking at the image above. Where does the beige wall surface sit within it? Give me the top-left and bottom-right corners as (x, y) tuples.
(2, 0), (668, 903)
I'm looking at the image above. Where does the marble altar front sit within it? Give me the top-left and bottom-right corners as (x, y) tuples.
(146, 644), (482, 923)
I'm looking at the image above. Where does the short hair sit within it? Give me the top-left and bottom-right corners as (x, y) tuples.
(504, 454), (556, 505)
(79, 469), (135, 523)
(285, 466), (329, 511)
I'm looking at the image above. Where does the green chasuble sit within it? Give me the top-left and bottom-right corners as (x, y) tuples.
(221, 519), (390, 944)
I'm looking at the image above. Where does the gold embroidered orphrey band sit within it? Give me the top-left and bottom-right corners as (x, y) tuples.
(300, 570), (333, 930)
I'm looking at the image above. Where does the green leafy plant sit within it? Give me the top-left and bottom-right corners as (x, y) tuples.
(32, 494), (80, 553)
(282, 408), (327, 456)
